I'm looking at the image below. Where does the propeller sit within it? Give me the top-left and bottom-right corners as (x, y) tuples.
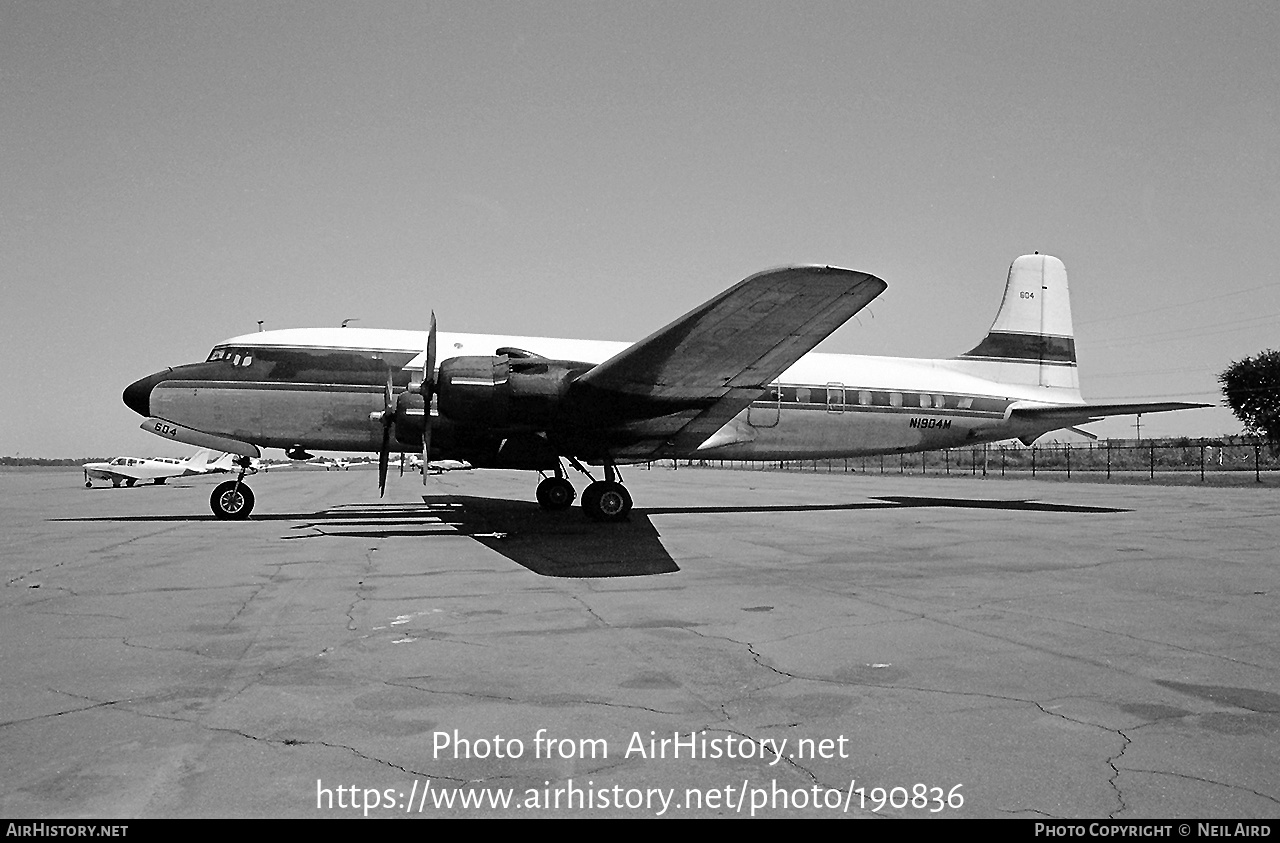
(376, 367), (395, 496)
(420, 313), (437, 485)
(370, 313), (437, 495)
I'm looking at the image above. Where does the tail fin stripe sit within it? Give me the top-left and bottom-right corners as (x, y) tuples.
(960, 331), (1077, 365)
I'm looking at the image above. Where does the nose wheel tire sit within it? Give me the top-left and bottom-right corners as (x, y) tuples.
(581, 480), (632, 522)
(211, 481), (255, 520)
(536, 477), (576, 510)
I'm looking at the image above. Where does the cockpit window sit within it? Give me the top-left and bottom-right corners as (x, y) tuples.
(206, 347), (257, 367)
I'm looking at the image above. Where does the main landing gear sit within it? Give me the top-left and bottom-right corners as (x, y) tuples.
(536, 459), (632, 522)
(210, 456), (257, 520)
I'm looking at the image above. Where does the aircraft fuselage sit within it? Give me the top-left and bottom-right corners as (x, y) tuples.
(125, 329), (1071, 465)
(120, 256), (1205, 521)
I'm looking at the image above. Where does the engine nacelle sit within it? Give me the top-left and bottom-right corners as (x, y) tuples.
(391, 390), (426, 447)
(436, 356), (571, 428)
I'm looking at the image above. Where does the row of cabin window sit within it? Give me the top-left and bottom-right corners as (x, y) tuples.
(198, 352), (983, 412)
(110, 457), (180, 466)
(765, 386), (979, 411)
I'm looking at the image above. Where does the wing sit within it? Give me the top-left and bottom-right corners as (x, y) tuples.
(87, 469), (132, 482)
(565, 265), (886, 458)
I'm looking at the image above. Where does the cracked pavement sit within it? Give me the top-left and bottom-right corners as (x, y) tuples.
(1, 466), (1276, 817)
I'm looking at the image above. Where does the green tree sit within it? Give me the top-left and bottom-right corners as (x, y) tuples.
(1220, 350), (1280, 456)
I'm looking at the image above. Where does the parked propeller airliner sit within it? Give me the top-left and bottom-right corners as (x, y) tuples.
(122, 255), (1205, 521)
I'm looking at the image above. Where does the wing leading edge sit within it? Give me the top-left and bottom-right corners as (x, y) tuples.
(566, 265), (886, 458)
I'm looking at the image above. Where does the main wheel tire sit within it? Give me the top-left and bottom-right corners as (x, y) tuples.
(536, 477), (576, 510)
(581, 480), (632, 522)
(211, 481), (255, 520)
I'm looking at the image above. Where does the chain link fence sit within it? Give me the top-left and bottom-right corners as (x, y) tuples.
(668, 438), (1280, 484)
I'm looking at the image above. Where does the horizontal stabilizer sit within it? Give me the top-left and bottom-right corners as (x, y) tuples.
(1011, 401), (1212, 423)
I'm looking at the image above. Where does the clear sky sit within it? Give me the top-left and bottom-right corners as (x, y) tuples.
(3, 1), (1277, 457)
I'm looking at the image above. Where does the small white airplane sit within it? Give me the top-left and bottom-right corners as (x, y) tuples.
(123, 254), (1207, 520)
(400, 453), (473, 475)
(296, 455), (351, 470)
(83, 448), (226, 488)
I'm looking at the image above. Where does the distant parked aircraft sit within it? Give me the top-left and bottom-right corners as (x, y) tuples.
(83, 449), (226, 488)
(399, 453), (471, 475)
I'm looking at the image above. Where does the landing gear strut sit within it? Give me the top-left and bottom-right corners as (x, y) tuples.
(211, 456), (256, 520)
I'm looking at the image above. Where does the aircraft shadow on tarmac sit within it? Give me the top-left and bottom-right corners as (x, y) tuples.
(58, 495), (1128, 579)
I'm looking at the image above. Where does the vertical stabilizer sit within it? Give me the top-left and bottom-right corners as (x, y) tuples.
(205, 452), (236, 472)
(953, 254), (1080, 394)
(184, 448), (214, 468)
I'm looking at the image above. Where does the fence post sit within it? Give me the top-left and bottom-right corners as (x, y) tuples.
(1256, 444), (1261, 483)
(1032, 447), (1036, 477)
(982, 443), (988, 477)
(1200, 442), (1205, 482)
(1150, 443), (1155, 480)
(1106, 441), (1111, 480)
(1066, 443), (1071, 479)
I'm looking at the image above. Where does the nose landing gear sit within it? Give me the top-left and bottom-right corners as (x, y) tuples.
(210, 456), (257, 520)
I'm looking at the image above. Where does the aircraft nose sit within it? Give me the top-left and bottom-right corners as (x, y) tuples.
(122, 369), (170, 417)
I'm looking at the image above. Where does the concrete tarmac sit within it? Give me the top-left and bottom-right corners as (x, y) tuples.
(1, 465), (1276, 818)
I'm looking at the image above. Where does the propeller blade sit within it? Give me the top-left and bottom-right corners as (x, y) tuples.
(378, 427), (391, 496)
(426, 311), (437, 393)
(377, 367), (394, 497)
(422, 313), (436, 486)
(421, 424), (431, 485)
